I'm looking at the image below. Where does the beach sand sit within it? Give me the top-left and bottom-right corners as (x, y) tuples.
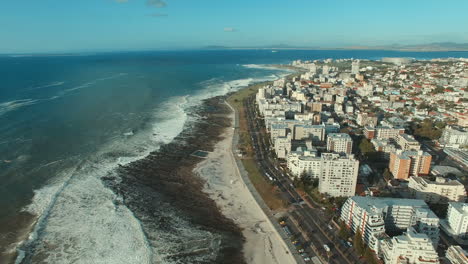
(195, 111), (296, 264)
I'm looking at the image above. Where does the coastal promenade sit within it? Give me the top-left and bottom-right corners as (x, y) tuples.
(225, 100), (304, 264)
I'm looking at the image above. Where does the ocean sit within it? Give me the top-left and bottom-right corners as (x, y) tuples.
(0, 49), (467, 264)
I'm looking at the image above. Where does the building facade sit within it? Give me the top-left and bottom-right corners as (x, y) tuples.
(408, 176), (466, 203)
(327, 133), (353, 154)
(340, 197), (440, 251)
(389, 150), (432, 179)
(318, 153), (359, 197)
(380, 228), (439, 264)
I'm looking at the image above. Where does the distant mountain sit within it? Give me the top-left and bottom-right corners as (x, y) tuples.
(202, 42), (468, 51)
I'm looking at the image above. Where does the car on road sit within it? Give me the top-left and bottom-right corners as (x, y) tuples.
(323, 244), (330, 252)
(346, 241), (352, 248)
(327, 224), (333, 230)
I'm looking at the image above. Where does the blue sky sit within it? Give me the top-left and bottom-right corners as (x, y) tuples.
(1, 0), (467, 53)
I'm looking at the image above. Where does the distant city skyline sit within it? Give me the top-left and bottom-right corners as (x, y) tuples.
(1, 0), (468, 53)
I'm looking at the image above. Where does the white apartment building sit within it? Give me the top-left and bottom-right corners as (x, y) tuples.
(318, 153), (359, 197)
(446, 245), (468, 264)
(397, 133), (421, 151)
(287, 149), (321, 178)
(274, 134), (292, 159)
(380, 227), (439, 264)
(352, 60), (360, 75)
(409, 176), (466, 203)
(270, 123), (288, 142)
(340, 197), (440, 251)
(327, 133), (353, 154)
(440, 126), (468, 148)
(294, 124), (325, 142)
(442, 202), (468, 242)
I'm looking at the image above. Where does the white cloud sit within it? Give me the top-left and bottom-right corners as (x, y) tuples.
(146, 0), (167, 8)
(224, 27), (237, 32)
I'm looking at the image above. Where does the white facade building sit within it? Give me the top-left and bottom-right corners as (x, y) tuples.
(441, 126), (468, 148)
(380, 227), (439, 264)
(326, 133), (353, 155)
(446, 245), (468, 264)
(340, 197), (440, 251)
(318, 153), (359, 197)
(442, 202), (468, 242)
(409, 176), (466, 203)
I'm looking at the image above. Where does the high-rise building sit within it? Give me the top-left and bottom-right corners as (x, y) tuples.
(389, 150), (432, 179)
(351, 60), (360, 75)
(408, 176), (466, 203)
(318, 153), (359, 197)
(327, 133), (353, 155)
(380, 228), (439, 264)
(340, 197), (440, 251)
(446, 245), (468, 264)
(322, 65), (330, 75)
(442, 202), (468, 241)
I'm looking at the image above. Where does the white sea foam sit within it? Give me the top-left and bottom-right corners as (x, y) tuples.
(16, 71), (292, 264)
(28, 81), (65, 91)
(242, 63), (291, 71)
(0, 99), (39, 116)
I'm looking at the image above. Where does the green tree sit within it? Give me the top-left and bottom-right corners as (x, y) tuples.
(383, 168), (392, 182)
(338, 221), (351, 240)
(353, 230), (365, 256)
(359, 138), (375, 155)
(364, 247), (378, 264)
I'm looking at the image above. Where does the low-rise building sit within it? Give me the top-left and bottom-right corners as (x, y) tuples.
(396, 133), (421, 151)
(408, 176), (466, 203)
(380, 227), (439, 264)
(357, 112), (378, 127)
(440, 126), (468, 148)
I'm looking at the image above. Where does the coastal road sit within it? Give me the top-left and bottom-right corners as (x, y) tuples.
(243, 96), (364, 264)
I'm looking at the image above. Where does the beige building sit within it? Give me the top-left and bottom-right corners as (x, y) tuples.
(326, 133), (353, 154)
(408, 176), (466, 203)
(380, 228), (439, 264)
(397, 133), (421, 151)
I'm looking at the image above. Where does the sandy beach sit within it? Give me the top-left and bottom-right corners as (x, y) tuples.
(195, 110), (296, 264)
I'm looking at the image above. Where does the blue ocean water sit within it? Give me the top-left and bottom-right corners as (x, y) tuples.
(0, 49), (467, 263)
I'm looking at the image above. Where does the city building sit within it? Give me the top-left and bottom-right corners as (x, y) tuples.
(389, 150), (432, 179)
(380, 227), (439, 264)
(351, 60), (360, 75)
(294, 124), (325, 142)
(274, 134), (292, 159)
(356, 112), (378, 127)
(440, 126), (468, 148)
(340, 197), (440, 251)
(396, 133), (421, 151)
(446, 245), (468, 264)
(408, 176), (466, 203)
(364, 126), (405, 140)
(441, 202), (468, 243)
(326, 133), (353, 154)
(318, 153), (359, 197)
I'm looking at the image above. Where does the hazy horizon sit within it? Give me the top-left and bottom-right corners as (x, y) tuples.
(1, 0), (468, 53)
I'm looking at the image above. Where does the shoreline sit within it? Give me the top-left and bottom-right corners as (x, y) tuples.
(194, 104), (296, 264)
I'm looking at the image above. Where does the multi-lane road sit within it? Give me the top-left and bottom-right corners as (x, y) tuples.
(242, 96), (366, 264)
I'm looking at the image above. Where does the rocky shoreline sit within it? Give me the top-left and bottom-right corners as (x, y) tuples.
(108, 96), (246, 264)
